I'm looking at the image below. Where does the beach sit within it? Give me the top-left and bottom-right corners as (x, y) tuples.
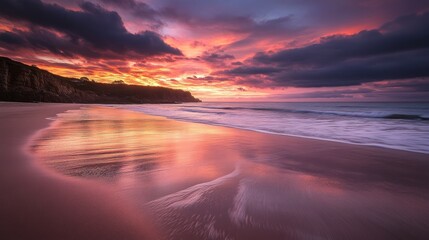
(2, 103), (429, 239)
(0, 103), (157, 240)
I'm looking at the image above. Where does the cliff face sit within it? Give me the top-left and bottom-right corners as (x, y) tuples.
(0, 57), (201, 104)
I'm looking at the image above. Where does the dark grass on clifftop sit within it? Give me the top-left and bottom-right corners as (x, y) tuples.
(0, 56), (201, 104)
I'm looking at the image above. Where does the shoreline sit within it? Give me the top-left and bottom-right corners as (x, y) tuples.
(109, 102), (429, 155)
(111, 105), (429, 155)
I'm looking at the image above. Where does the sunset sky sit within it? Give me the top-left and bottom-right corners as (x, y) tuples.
(1, 0), (428, 101)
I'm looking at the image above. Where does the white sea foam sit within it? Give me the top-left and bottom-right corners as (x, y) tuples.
(149, 165), (240, 208)
(229, 179), (253, 226)
(112, 102), (429, 154)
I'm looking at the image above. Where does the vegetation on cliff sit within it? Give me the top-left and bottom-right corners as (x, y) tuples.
(0, 57), (201, 103)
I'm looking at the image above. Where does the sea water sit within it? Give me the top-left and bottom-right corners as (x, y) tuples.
(115, 102), (429, 154)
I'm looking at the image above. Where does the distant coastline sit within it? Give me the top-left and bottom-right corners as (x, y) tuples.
(0, 56), (201, 104)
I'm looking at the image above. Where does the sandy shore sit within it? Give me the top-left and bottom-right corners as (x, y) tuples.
(0, 103), (157, 240)
(2, 103), (429, 240)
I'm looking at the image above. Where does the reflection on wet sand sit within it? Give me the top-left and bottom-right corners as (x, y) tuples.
(32, 106), (429, 239)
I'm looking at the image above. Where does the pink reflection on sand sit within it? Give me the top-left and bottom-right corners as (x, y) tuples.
(32, 106), (238, 201)
(31, 106), (429, 239)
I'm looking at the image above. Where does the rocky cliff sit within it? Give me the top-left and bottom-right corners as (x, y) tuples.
(0, 57), (201, 103)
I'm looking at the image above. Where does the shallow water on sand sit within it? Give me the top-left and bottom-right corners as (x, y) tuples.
(31, 106), (429, 240)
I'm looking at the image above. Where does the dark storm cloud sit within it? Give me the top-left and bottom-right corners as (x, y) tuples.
(148, 0), (429, 43)
(225, 16), (307, 48)
(159, 7), (253, 31)
(0, 0), (181, 58)
(222, 66), (281, 75)
(281, 49), (429, 87)
(0, 32), (26, 45)
(254, 12), (429, 66)
(221, 12), (429, 88)
(100, 0), (157, 17)
(372, 79), (429, 92)
(200, 52), (235, 62)
(186, 75), (228, 83)
(99, 0), (163, 28)
(163, 7), (305, 46)
(281, 88), (375, 99)
(190, 49), (236, 67)
(0, 27), (111, 59)
(197, 50), (235, 67)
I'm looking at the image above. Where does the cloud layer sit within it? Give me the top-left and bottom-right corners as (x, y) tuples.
(220, 12), (429, 88)
(0, 0), (181, 59)
(0, 0), (428, 100)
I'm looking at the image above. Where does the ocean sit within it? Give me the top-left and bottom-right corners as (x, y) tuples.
(115, 102), (429, 154)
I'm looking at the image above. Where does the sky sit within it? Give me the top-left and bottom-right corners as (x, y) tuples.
(0, 0), (428, 101)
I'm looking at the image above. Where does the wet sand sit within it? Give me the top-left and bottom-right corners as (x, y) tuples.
(29, 105), (429, 240)
(0, 103), (157, 240)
